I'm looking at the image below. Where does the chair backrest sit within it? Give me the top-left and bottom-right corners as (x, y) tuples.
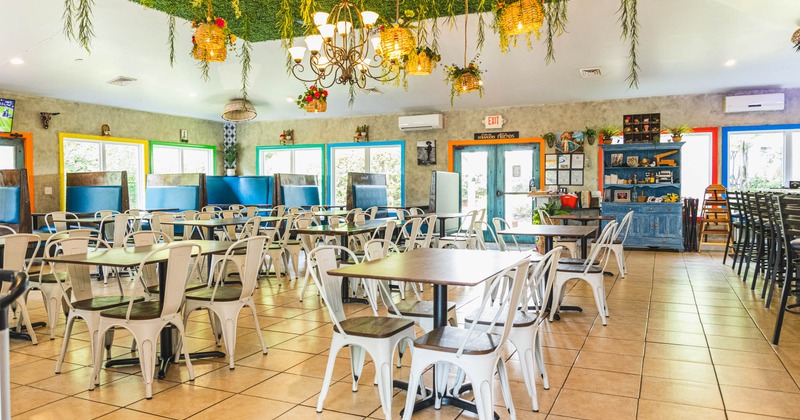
(0, 225), (16, 236)
(51, 236), (112, 304)
(45, 211), (79, 232)
(307, 245), (360, 332)
(458, 209), (479, 233)
(155, 213), (176, 241)
(538, 209), (555, 226)
(202, 205), (223, 213)
(94, 209), (120, 218)
(239, 216), (262, 239)
(362, 238), (401, 314)
(582, 221), (618, 272)
(418, 214), (437, 248)
(197, 211), (216, 220)
(124, 209), (146, 231)
(365, 206), (378, 220)
(295, 216), (321, 253)
(473, 221), (498, 251)
(229, 204), (245, 212)
(123, 230), (171, 289)
(615, 211), (634, 244)
(126, 242), (201, 319)
(277, 214), (296, 243)
(409, 207), (424, 216)
(270, 205), (286, 218)
(378, 219), (397, 242)
(403, 217), (422, 251)
(520, 247), (562, 322)
(1, 234), (40, 272)
(459, 257), (530, 357)
(777, 194), (800, 264)
(210, 236), (269, 301)
(492, 217), (520, 252)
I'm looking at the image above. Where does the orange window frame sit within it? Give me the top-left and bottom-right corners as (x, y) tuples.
(0, 132), (34, 210)
(447, 138), (547, 191)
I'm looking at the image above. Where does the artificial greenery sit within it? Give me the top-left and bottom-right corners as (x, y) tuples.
(666, 125), (692, 136)
(223, 143), (239, 167)
(618, 0), (640, 88)
(167, 14), (177, 67)
(532, 199), (567, 225)
(598, 125), (621, 142)
(584, 127), (597, 140)
(295, 85), (328, 110)
(494, 0), (542, 53)
(542, 132), (556, 147)
(444, 62), (484, 105)
(543, 0), (568, 64)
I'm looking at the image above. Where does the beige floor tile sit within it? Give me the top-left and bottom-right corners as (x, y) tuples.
(637, 399), (726, 420)
(243, 372), (325, 404)
(14, 396), (117, 420)
(95, 408), (169, 419)
(541, 346), (580, 367)
(710, 348), (786, 371)
(303, 380), (382, 417)
(273, 334), (335, 354)
(127, 383), (234, 418)
(74, 375), (178, 406)
(276, 405), (364, 419)
(573, 351), (642, 375)
(238, 347), (315, 371)
(716, 365), (800, 393)
(9, 358), (81, 385)
(563, 368), (640, 398)
(726, 411), (795, 420)
(188, 394), (295, 419)
(285, 354), (357, 381)
(640, 376), (723, 409)
(644, 342), (712, 364)
(705, 334), (776, 353)
(10, 385), (66, 416)
(721, 385), (800, 418)
(540, 332), (586, 350)
(642, 358), (718, 384)
(192, 365), (279, 392)
(646, 330), (708, 347)
(580, 336), (644, 357)
(550, 389), (637, 420)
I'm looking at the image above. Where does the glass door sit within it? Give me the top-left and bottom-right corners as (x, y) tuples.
(454, 143), (539, 243)
(0, 137), (24, 169)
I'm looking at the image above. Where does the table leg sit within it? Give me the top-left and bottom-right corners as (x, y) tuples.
(339, 240), (369, 305)
(439, 219), (446, 238)
(546, 235), (582, 320)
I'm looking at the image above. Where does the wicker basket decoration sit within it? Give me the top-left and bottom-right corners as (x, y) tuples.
(499, 0), (544, 37)
(222, 99), (257, 122)
(793, 28), (800, 51)
(405, 51), (434, 76)
(305, 99), (327, 113)
(456, 72), (481, 93)
(193, 23), (227, 62)
(380, 27), (415, 63)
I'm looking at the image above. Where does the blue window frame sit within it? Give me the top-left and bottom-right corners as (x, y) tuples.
(722, 124), (800, 189)
(326, 141), (405, 206)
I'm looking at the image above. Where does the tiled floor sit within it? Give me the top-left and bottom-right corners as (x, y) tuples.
(9, 250), (800, 419)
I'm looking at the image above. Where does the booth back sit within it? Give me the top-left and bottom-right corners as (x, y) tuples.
(281, 185), (321, 208)
(352, 184), (388, 218)
(0, 186), (20, 224)
(0, 169), (31, 233)
(207, 176), (273, 206)
(145, 173), (206, 211)
(65, 171), (129, 214)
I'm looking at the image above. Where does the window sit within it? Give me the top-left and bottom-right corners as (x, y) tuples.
(0, 145), (14, 169)
(723, 125), (800, 189)
(674, 131), (715, 201)
(60, 135), (147, 209)
(151, 142), (215, 175)
(257, 145), (324, 180)
(328, 141), (404, 207)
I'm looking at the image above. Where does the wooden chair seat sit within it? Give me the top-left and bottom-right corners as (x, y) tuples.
(333, 316), (414, 338)
(590, 238), (623, 245)
(558, 258), (600, 265)
(146, 283), (207, 294)
(100, 301), (162, 320)
(387, 300), (456, 318)
(36, 272), (68, 284)
(413, 326), (501, 355)
(73, 296), (143, 311)
(464, 307), (538, 328)
(557, 263), (604, 274)
(185, 286), (243, 302)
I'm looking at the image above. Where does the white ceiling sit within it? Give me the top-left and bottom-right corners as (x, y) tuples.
(2, 0), (800, 122)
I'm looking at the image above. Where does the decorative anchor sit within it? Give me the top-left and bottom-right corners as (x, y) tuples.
(40, 112), (60, 129)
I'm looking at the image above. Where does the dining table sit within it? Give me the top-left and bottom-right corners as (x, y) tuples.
(417, 212), (470, 238)
(42, 239), (241, 378)
(329, 247), (531, 418)
(550, 214), (616, 237)
(163, 216), (282, 240)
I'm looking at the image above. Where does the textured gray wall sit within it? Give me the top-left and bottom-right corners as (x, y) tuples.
(237, 88), (800, 205)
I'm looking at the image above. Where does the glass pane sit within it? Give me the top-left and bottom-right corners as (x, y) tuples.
(728, 132), (784, 189)
(152, 146), (181, 174)
(333, 148), (366, 206)
(503, 149), (534, 228)
(0, 145), (15, 169)
(260, 150), (292, 176)
(182, 148), (212, 174)
(789, 132), (800, 184)
(460, 151), (489, 216)
(63, 140), (101, 173)
(104, 143), (142, 208)
(294, 149), (322, 180)
(369, 146), (402, 206)
(680, 133), (713, 202)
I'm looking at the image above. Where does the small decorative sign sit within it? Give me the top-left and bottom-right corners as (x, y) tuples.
(474, 131), (519, 140)
(482, 115), (505, 129)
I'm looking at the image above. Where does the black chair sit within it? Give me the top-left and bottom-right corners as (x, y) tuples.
(772, 194), (800, 344)
(724, 191), (744, 268)
(751, 193), (773, 290)
(1, 270), (28, 420)
(763, 193), (785, 303)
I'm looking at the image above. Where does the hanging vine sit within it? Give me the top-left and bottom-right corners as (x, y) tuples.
(543, 0), (568, 64)
(167, 14), (177, 67)
(231, 0), (242, 18)
(62, 0), (75, 41)
(278, 0), (294, 73)
(619, 0), (640, 88)
(62, 0), (95, 52)
(476, 0), (487, 53)
(239, 15), (253, 99)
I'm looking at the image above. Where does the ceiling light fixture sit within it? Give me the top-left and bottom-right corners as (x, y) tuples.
(9, 57), (23, 65)
(222, 98), (257, 122)
(287, 1), (398, 92)
(724, 59), (737, 67)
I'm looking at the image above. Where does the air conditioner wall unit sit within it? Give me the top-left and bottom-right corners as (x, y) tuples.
(398, 114), (444, 131)
(724, 93), (785, 113)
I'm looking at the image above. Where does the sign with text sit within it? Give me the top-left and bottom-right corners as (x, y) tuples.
(473, 131), (520, 140)
(483, 115), (505, 129)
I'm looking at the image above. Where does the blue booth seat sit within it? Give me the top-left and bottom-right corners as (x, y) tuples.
(352, 184), (388, 218)
(282, 185), (321, 208)
(207, 176), (274, 206)
(66, 186), (122, 214)
(0, 186), (21, 224)
(145, 186), (199, 212)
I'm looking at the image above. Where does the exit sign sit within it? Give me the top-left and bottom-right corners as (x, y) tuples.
(483, 115), (505, 129)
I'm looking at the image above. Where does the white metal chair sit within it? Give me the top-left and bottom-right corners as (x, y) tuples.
(438, 210), (479, 249)
(124, 209), (147, 231)
(202, 205), (223, 213)
(2, 234), (41, 344)
(400, 257), (530, 420)
(539, 209), (579, 258)
(183, 236), (270, 369)
(492, 217), (521, 251)
(590, 210), (633, 278)
(89, 242), (201, 399)
(44, 211), (79, 233)
(308, 245), (416, 420)
(551, 221), (618, 325)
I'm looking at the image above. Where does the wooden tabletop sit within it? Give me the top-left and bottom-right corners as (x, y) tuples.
(162, 216), (281, 227)
(42, 240), (239, 268)
(418, 212), (469, 219)
(292, 220), (387, 236)
(312, 210), (349, 217)
(329, 248), (531, 286)
(141, 208), (180, 213)
(498, 225), (597, 238)
(551, 215), (617, 222)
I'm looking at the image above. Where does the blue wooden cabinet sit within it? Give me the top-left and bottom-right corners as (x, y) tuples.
(600, 143), (684, 251)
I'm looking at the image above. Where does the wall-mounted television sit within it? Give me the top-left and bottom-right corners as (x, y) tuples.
(0, 99), (15, 133)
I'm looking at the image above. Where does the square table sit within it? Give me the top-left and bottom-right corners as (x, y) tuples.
(329, 248), (531, 417)
(550, 214), (616, 239)
(43, 240), (240, 378)
(417, 212), (470, 238)
(163, 216), (282, 240)
(498, 225), (597, 258)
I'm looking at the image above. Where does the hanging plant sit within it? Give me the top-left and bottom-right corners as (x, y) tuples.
(296, 85), (329, 113)
(62, 0), (95, 53)
(379, 6), (417, 64)
(191, 14), (236, 64)
(444, 62), (484, 105)
(494, 0), (545, 53)
(543, 0), (568, 64)
(792, 28), (800, 52)
(405, 46), (441, 76)
(618, 0), (641, 88)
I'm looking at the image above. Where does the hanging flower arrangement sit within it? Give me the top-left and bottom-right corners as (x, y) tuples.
(404, 46), (441, 76)
(379, 8), (417, 64)
(191, 15), (236, 63)
(444, 62), (484, 105)
(495, 0), (545, 53)
(296, 85), (329, 113)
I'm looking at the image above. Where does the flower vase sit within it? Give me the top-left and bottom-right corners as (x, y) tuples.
(672, 135), (683, 142)
(226, 168), (236, 176)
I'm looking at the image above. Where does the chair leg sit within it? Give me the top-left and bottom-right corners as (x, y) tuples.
(349, 345), (367, 392)
(172, 320), (195, 380)
(401, 361), (424, 420)
(317, 337), (344, 413)
(246, 301), (268, 354)
(496, 358), (517, 419)
(56, 313), (77, 373)
(535, 330), (549, 390)
(515, 334), (539, 412)
(593, 285), (607, 326)
(549, 281), (564, 322)
(374, 343), (396, 420)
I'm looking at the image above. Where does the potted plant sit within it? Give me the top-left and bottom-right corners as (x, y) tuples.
(666, 125), (692, 142)
(598, 125), (622, 145)
(296, 85), (328, 113)
(532, 199), (568, 254)
(542, 132), (556, 148)
(584, 127), (597, 145)
(223, 144), (238, 176)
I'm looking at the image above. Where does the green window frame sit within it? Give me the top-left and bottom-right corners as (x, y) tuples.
(149, 141), (216, 175)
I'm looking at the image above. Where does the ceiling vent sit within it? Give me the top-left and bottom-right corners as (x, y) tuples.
(106, 76), (138, 86)
(579, 67), (603, 79)
(362, 87), (383, 96)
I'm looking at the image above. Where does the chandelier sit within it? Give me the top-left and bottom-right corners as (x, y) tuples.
(288, 1), (398, 89)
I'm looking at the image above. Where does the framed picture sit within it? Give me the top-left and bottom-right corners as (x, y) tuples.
(545, 154), (558, 169)
(614, 190), (630, 202)
(417, 140), (436, 165)
(545, 170), (558, 185)
(558, 154), (571, 169)
(570, 170), (584, 186)
(180, 129), (188, 143)
(558, 169), (571, 185)
(571, 153), (585, 169)
(610, 153), (623, 167)
(626, 156), (639, 167)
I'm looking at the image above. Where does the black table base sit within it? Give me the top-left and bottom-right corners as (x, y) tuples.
(8, 321), (46, 342)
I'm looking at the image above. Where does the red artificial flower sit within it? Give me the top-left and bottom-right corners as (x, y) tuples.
(215, 17), (225, 28)
(306, 95), (313, 102)
(310, 85), (317, 91)
(191, 35), (196, 44)
(322, 90), (328, 96)
(314, 92), (321, 98)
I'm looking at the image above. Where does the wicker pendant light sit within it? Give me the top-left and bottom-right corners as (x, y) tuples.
(793, 28), (800, 51)
(405, 51), (434, 76)
(379, 0), (415, 63)
(194, 23), (227, 62)
(457, 0), (481, 94)
(499, 0), (544, 37)
(222, 99), (257, 122)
